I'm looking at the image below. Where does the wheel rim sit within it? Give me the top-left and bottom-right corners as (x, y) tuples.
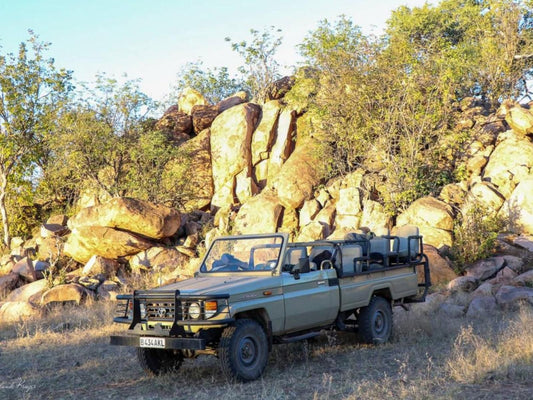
(239, 336), (257, 366)
(373, 310), (387, 336)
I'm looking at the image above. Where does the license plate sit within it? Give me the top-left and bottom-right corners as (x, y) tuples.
(139, 337), (166, 349)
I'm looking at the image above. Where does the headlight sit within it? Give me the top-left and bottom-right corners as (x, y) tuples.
(188, 302), (201, 319)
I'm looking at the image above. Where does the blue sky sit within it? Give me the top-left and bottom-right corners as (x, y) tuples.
(0, 0), (428, 102)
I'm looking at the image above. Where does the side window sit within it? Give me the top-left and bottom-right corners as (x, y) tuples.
(283, 247), (307, 272)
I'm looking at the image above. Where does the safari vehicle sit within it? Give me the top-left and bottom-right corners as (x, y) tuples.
(110, 227), (431, 382)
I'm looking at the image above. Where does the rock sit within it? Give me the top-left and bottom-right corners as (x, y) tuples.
(315, 187), (331, 208)
(77, 276), (101, 291)
(0, 273), (20, 296)
(232, 191), (283, 235)
(439, 303), (465, 318)
(448, 276), (480, 293)
(504, 177), (533, 235)
(68, 197), (180, 240)
(513, 270), (533, 286)
(64, 226), (154, 264)
(495, 285), (533, 309)
(300, 200), (321, 227)
(503, 255), (525, 273)
(191, 104), (219, 133)
(410, 292), (446, 314)
(488, 266), (518, 285)
(336, 187), (362, 216)
(267, 109), (296, 184)
(178, 87), (208, 115)
(314, 203), (336, 230)
(334, 214), (360, 231)
(40, 223), (69, 238)
(497, 99), (533, 136)
(467, 182), (505, 214)
(466, 257), (505, 281)
(129, 246), (189, 273)
(210, 103), (261, 209)
(266, 76), (295, 100)
(422, 245), (458, 286)
(41, 283), (90, 306)
(466, 153), (488, 178)
(466, 296), (498, 318)
(360, 200), (390, 233)
(251, 100), (282, 166)
(216, 92), (248, 113)
(47, 214), (68, 226)
(273, 138), (322, 209)
(0, 301), (39, 322)
(10, 237), (24, 252)
(483, 134), (533, 198)
(6, 279), (49, 304)
(12, 257), (36, 282)
(279, 207), (299, 238)
(34, 261), (50, 279)
(82, 255), (120, 277)
(513, 235), (533, 252)
(297, 221), (328, 242)
(175, 246), (196, 258)
(396, 196), (454, 248)
(155, 105), (192, 141)
(183, 233), (199, 249)
(472, 282), (494, 297)
(235, 169), (259, 204)
(97, 280), (120, 300)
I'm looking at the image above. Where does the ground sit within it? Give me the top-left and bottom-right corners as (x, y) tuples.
(0, 301), (532, 400)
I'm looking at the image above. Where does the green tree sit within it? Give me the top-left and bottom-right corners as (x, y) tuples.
(0, 32), (72, 246)
(173, 61), (244, 104)
(226, 26), (283, 102)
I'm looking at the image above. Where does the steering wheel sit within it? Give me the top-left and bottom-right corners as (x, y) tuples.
(213, 263), (249, 272)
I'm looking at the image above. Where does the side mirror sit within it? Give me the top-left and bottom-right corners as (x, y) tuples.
(291, 265), (301, 280)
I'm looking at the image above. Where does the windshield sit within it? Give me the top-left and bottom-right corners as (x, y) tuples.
(201, 235), (284, 272)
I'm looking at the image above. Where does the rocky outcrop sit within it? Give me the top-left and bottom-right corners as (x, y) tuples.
(233, 191), (283, 235)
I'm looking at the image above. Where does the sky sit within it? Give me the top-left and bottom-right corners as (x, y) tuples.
(0, 0), (429, 102)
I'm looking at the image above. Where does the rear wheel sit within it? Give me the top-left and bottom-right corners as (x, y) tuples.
(137, 348), (183, 375)
(219, 319), (269, 382)
(358, 296), (392, 344)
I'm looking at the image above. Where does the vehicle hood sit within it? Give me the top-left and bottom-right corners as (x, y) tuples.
(151, 274), (279, 297)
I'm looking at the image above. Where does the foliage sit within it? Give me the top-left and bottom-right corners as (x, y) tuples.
(450, 204), (509, 273)
(173, 61), (244, 104)
(226, 26), (283, 103)
(0, 31), (73, 245)
(292, 1), (533, 215)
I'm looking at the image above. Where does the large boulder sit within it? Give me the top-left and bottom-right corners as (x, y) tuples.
(466, 296), (498, 319)
(191, 104), (219, 134)
(360, 200), (390, 233)
(266, 76), (295, 101)
(299, 199), (321, 227)
(495, 285), (533, 309)
(297, 221), (329, 242)
(503, 177), (533, 235)
(466, 257), (505, 281)
(64, 226), (154, 264)
(68, 197), (180, 240)
(178, 87), (208, 115)
(12, 257), (36, 282)
(273, 138), (322, 209)
(232, 191), (283, 235)
(483, 133), (533, 198)
(41, 283), (91, 306)
(0, 273), (20, 296)
(251, 100), (282, 169)
(466, 182), (505, 214)
(497, 99), (533, 136)
(82, 255), (120, 277)
(154, 105), (192, 141)
(267, 109), (296, 184)
(216, 92), (248, 113)
(396, 197), (454, 248)
(210, 103), (261, 209)
(422, 245), (458, 286)
(6, 279), (49, 304)
(129, 246), (189, 273)
(0, 301), (39, 322)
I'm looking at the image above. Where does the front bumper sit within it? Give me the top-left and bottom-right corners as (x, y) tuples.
(110, 335), (206, 350)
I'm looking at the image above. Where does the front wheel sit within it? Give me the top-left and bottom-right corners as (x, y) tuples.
(218, 319), (269, 382)
(137, 348), (183, 375)
(358, 296), (392, 344)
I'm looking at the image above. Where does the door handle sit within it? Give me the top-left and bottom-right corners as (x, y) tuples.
(317, 280), (326, 286)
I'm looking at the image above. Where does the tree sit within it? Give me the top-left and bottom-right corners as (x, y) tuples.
(226, 26), (283, 103)
(173, 61), (244, 104)
(0, 32), (72, 246)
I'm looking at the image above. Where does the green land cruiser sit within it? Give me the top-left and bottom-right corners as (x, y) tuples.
(111, 227), (430, 381)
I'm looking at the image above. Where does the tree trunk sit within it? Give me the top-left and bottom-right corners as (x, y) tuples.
(0, 173), (10, 249)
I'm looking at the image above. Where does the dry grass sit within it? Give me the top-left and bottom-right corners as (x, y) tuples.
(0, 301), (532, 400)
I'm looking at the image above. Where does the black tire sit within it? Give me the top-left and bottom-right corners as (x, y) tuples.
(137, 348), (184, 375)
(219, 319), (269, 382)
(358, 296), (392, 344)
